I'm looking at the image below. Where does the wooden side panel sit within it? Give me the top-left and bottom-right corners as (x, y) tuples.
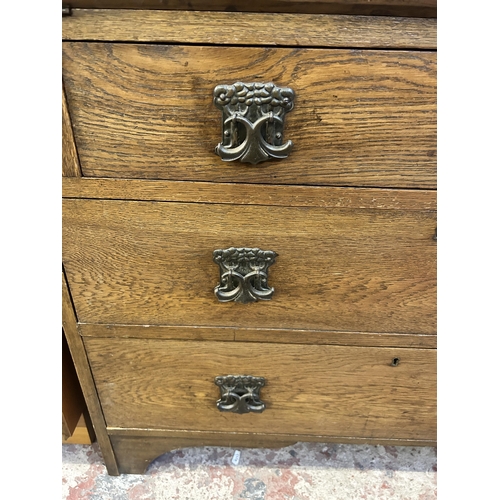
(85, 338), (437, 441)
(62, 198), (437, 334)
(62, 272), (119, 475)
(63, 10), (437, 48)
(62, 44), (436, 189)
(66, 1), (437, 18)
(62, 86), (81, 177)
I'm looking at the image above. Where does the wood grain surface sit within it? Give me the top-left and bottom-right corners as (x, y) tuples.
(65, 1), (437, 18)
(84, 338), (436, 441)
(78, 323), (436, 348)
(63, 178), (437, 211)
(62, 272), (119, 475)
(109, 431), (436, 474)
(63, 44), (436, 189)
(62, 198), (436, 334)
(63, 10), (437, 48)
(62, 86), (81, 177)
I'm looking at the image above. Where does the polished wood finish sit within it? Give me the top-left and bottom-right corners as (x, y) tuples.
(63, 10), (436, 48)
(62, 272), (119, 475)
(66, 1), (437, 18)
(85, 338), (436, 440)
(78, 323), (436, 349)
(62, 86), (81, 177)
(109, 430), (436, 474)
(63, 178), (437, 211)
(63, 44), (436, 189)
(63, 198), (436, 333)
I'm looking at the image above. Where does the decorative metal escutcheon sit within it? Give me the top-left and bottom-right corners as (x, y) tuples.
(213, 82), (295, 165)
(215, 375), (266, 414)
(213, 247), (277, 304)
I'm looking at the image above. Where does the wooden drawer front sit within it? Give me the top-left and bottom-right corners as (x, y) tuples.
(85, 338), (436, 441)
(62, 198), (436, 334)
(62, 43), (436, 189)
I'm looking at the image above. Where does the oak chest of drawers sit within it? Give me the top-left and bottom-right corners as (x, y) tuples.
(62, 2), (436, 475)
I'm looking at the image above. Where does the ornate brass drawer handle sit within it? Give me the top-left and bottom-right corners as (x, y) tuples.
(214, 82), (295, 165)
(215, 375), (266, 414)
(213, 247), (277, 304)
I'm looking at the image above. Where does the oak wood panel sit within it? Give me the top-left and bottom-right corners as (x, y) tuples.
(62, 271), (119, 475)
(66, 1), (437, 18)
(63, 199), (436, 334)
(109, 431), (436, 474)
(63, 44), (436, 189)
(63, 178), (437, 211)
(85, 338), (437, 441)
(63, 10), (437, 48)
(62, 86), (81, 177)
(79, 323), (436, 349)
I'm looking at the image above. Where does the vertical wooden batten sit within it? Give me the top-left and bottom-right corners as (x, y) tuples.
(62, 270), (119, 475)
(62, 84), (82, 177)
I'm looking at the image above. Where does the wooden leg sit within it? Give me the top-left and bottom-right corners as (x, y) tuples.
(62, 271), (120, 475)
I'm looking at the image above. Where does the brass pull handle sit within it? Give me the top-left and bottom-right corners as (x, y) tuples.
(213, 247), (277, 304)
(215, 375), (266, 414)
(214, 82), (295, 165)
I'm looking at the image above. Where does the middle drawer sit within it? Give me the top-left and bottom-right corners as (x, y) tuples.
(62, 196), (436, 334)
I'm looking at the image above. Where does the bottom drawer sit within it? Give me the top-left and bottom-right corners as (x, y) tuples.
(85, 338), (436, 442)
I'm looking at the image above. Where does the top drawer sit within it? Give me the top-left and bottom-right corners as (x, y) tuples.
(62, 43), (436, 189)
